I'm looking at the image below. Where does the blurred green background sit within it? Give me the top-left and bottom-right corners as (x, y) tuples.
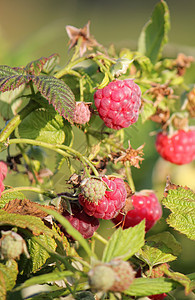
(0, 1), (195, 299)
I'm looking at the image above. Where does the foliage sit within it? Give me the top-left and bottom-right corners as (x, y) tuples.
(0, 1), (194, 299)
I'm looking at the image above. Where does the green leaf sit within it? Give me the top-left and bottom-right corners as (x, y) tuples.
(16, 108), (66, 144)
(124, 277), (177, 296)
(40, 207), (95, 259)
(32, 75), (75, 123)
(102, 220), (145, 262)
(141, 101), (156, 123)
(162, 187), (195, 240)
(25, 54), (60, 76)
(135, 241), (177, 268)
(162, 267), (194, 294)
(0, 190), (25, 209)
(20, 233), (57, 275)
(0, 65), (30, 92)
(0, 259), (18, 299)
(147, 231), (182, 256)
(138, 0), (170, 64)
(0, 210), (59, 238)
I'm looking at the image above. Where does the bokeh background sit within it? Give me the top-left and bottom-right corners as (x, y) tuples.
(0, 0), (195, 299)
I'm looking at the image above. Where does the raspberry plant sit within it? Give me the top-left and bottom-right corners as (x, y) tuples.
(0, 1), (195, 299)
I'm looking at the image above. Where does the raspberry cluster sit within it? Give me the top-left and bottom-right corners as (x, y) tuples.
(94, 79), (141, 130)
(155, 129), (195, 165)
(78, 176), (127, 220)
(0, 161), (7, 198)
(112, 190), (162, 232)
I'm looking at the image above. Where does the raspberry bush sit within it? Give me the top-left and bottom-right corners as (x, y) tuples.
(0, 1), (195, 300)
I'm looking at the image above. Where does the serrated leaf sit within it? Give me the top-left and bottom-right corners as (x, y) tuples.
(135, 241), (177, 268)
(16, 108), (66, 144)
(0, 259), (18, 299)
(162, 267), (193, 294)
(124, 277), (177, 296)
(162, 187), (195, 240)
(32, 75), (75, 122)
(102, 220), (145, 262)
(0, 190), (25, 209)
(138, 0), (170, 64)
(20, 233), (57, 275)
(147, 231), (182, 256)
(0, 65), (30, 92)
(0, 210), (59, 238)
(25, 54), (60, 76)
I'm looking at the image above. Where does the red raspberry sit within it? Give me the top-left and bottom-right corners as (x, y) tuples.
(0, 180), (4, 197)
(94, 79), (141, 130)
(112, 190), (162, 232)
(149, 293), (167, 299)
(155, 129), (195, 165)
(79, 176), (127, 220)
(73, 102), (91, 125)
(0, 160), (8, 181)
(60, 202), (99, 239)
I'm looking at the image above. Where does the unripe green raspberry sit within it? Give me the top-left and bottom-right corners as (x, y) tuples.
(0, 230), (30, 260)
(109, 259), (135, 292)
(80, 177), (107, 204)
(88, 264), (116, 291)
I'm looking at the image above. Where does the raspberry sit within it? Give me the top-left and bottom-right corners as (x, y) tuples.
(0, 161), (8, 180)
(80, 177), (107, 204)
(94, 79), (141, 130)
(0, 180), (4, 197)
(108, 259), (135, 292)
(112, 190), (162, 232)
(0, 230), (30, 260)
(73, 102), (91, 125)
(60, 202), (99, 239)
(155, 129), (195, 165)
(88, 259), (135, 292)
(79, 176), (127, 220)
(149, 293), (167, 300)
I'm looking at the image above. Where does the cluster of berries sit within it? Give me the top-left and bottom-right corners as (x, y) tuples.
(61, 176), (162, 240)
(0, 161), (7, 198)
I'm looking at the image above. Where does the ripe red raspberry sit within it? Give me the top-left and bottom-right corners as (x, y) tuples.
(94, 79), (141, 130)
(60, 202), (99, 239)
(155, 129), (195, 165)
(149, 293), (167, 299)
(79, 176), (127, 220)
(0, 161), (8, 180)
(112, 190), (162, 232)
(73, 102), (91, 125)
(0, 180), (4, 197)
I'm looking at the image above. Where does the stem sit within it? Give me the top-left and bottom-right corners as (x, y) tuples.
(1, 186), (56, 198)
(93, 232), (108, 245)
(0, 100), (40, 143)
(125, 162), (135, 192)
(54, 57), (86, 79)
(8, 138), (99, 177)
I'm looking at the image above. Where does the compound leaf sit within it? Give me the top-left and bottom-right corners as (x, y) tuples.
(162, 186), (195, 240)
(32, 75), (75, 123)
(138, 0), (170, 64)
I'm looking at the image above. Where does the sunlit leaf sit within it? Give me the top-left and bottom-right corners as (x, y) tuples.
(0, 190), (25, 209)
(102, 220), (145, 262)
(0, 259), (18, 299)
(25, 54), (60, 76)
(138, 0), (170, 64)
(0, 65), (30, 92)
